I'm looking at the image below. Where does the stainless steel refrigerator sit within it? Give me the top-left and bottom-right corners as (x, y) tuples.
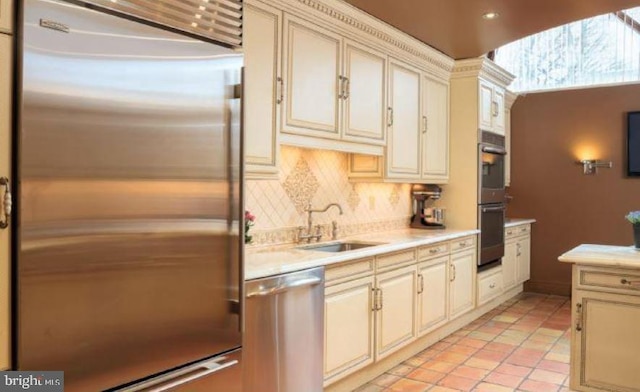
(16, 0), (243, 390)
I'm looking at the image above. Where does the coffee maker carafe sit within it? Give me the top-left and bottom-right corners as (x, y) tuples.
(410, 184), (446, 229)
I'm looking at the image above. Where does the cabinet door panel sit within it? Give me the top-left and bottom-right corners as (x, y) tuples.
(493, 87), (505, 135)
(450, 249), (475, 319)
(343, 41), (386, 144)
(517, 236), (531, 283)
(387, 60), (420, 178)
(478, 81), (493, 131)
(418, 257), (448, 335)
(421, 76), (449, 181)
(503, 239), (517, 290)
(0, 0), (12, 33)
(283, 16), (340, 137)
(375, 265), (417, 360)
(0, 33), (10, 370)
(324, 276), (374, 385)
(244, 3), (280, 177)
(573, 291), (640, 391)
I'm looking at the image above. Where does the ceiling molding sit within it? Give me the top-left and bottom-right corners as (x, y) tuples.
(451, 58), (515, 87)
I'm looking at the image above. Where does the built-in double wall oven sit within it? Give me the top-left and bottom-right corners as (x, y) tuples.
(478, 131), (507, 270)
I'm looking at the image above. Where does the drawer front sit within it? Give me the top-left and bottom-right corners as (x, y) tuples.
(326, 257), (374, 285)
(505, 224), (530, 239)
(376, 249), (416, 272)
(478, 268), (504, 305)
(418, 242), (449, 261)
(577, 267), (640, 295)
(450, 236), (476, 253)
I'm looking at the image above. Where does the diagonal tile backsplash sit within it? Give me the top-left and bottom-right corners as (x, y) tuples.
(246, 146), (412, 246)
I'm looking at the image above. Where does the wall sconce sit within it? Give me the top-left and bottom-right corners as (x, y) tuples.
(578, 159), (613, 175)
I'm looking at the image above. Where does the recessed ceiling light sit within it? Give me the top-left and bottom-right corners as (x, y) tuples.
(482, 12), (499, 20)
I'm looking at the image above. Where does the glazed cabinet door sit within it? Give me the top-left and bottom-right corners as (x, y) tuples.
(417, 256), (448, 335)
(324, 276), (375, 386)
(0, 33), (11, 370)
(386, 59), (421, 179)
(449, 249), (475, 320)
(0, 0), (12, 34)
(493, 86), (505, 135)
(572, 290), (640, 391)
(342, 40), (386, 145)
(282, 15), (341, 139)
(516, 236), (531, 284)
(244, 2), (281, 179)
(375, 265), (417, 360)
(421, 75), (449, 182)
(478, 80), (494, 132)
(502, 239), (518, 290)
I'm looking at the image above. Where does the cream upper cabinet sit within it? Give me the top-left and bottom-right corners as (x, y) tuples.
(282, 14), (341, 138)
(385, 59), (421, 179)
(572, 289), (640, 391)
(244, 2), (281, 179)
(449, 248), (475, 319)
(421, 75), (449, 182)
(0, 0), (12, 34)
(324, 275), (375, 386)
(478, 78), (505, 135)
(342, 40), (386, 145)
(375, 264), (417, 360)
(417, 256), (448, 335)
(0, 33), (11, 370)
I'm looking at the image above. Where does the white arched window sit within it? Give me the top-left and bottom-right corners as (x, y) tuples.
(494, 8), (640, 92)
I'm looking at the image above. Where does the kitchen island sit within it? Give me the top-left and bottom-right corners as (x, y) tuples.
(559, 244), (640, 392)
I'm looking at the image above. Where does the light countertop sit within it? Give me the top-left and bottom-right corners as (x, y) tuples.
(558, 244), (640, 269)
(245, 228), (479, 280)
(505, 218), (536, 228)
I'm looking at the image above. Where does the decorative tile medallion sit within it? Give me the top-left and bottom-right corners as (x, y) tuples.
(282, 156), (319, 214)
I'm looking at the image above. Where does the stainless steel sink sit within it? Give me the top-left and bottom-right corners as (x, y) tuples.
(299, 241), (385, 253)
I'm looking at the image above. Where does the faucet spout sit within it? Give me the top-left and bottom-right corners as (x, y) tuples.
(300, 202), (344, 243)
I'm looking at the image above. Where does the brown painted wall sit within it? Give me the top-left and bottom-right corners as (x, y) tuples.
(509, 83), (640, 295)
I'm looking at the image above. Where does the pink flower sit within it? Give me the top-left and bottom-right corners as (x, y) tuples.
(245, 210), (256, 222)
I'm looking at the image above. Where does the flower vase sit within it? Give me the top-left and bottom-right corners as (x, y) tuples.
(635, 224), (640, 249)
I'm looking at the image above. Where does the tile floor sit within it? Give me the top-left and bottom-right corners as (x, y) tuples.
(356, 293), (573, 392)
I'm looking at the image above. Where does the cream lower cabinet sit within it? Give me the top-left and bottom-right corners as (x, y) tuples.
(572, 288), (640, 391)
(449, 248), (475, 320)
(244, 1), (281, 179)
(503, 224), (531, 291)
(502, 240), (518, 289)
(375, 264), (417, 360)
(0, 32), (11, 370)
(324, 275), (375, 386)
(417, 255), (448, 335)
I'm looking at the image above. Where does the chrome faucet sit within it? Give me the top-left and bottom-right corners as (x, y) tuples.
(298, 202), (344, 243)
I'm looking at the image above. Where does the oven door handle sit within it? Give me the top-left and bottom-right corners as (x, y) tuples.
(481, 145), (507, 155)
(481, 206), (506, 213)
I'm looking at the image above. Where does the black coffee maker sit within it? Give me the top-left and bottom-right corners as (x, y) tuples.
(410, 184), (445, 229)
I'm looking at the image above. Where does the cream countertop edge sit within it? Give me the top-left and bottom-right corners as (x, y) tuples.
(245, 229), (479, 281)
(504, 218), (536, 228)
(558, 244), (640, 269)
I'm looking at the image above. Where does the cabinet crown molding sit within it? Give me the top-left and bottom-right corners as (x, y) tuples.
(451, 57), (515, 87)
(505, 90), (519, 108)
(254, 0), (455, 76)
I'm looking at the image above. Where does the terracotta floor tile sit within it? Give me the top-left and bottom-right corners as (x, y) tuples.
(450, 365), (490, 380)
(504, 354), (542, 368)
(406, 368), (446, 383)
(448, 344), (480, 356)
(420, 360), (458, 373)
(528, 369), (567, 385)
(483, 372), (525, 388)
(388, 364), (415, 376)
(544, 352), (570, 363)
(433, 351), (472, 365)
(536, 328), (564, 337)
(520, 340), (553, 351)
(500, 330), (531, 340)
(484, 342), (517, 353)
(477, 326), (506, 335)
(432, 341), (454, 351)
(371, 373), (401, 387)
(474, 382), (516, 392)
(472, 349), (511, 362)
(428, 386), (461, 392)
(509, 323), (538, 332)
(387, 378), (432, 392)
(464, 357), (500, 371)
(469, 331), (497, 341)
(404, 357), (427, 367)
(494, 363), (533, 377)
(535, 360), (569, 375)
(493, 336), (525, 346)
(437, 374), (479, 391)
(518, 379), (560, 392)
(355, 383), (385, 392)
(459, 337), (490, 349)
(492, 315), (520, 323)
(512, 347), (545, 360)
(529, 333), (559, 343)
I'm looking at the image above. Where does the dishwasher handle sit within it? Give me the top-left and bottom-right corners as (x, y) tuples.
(246, 276), (322, 297)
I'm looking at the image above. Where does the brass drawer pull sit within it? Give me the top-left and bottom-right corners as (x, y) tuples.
(620, 278), (640, 286)
(489, 283), (496, 289)
(429, 248), (439, 254)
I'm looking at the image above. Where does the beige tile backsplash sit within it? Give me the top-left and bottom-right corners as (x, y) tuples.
(246, 146), (412, 246)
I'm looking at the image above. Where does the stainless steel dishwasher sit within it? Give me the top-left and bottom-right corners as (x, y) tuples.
(244, 266), (325, 392)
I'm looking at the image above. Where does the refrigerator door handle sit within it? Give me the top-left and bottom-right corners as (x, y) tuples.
(246, 276), (323, 297)
(122, 358), (239, 392)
